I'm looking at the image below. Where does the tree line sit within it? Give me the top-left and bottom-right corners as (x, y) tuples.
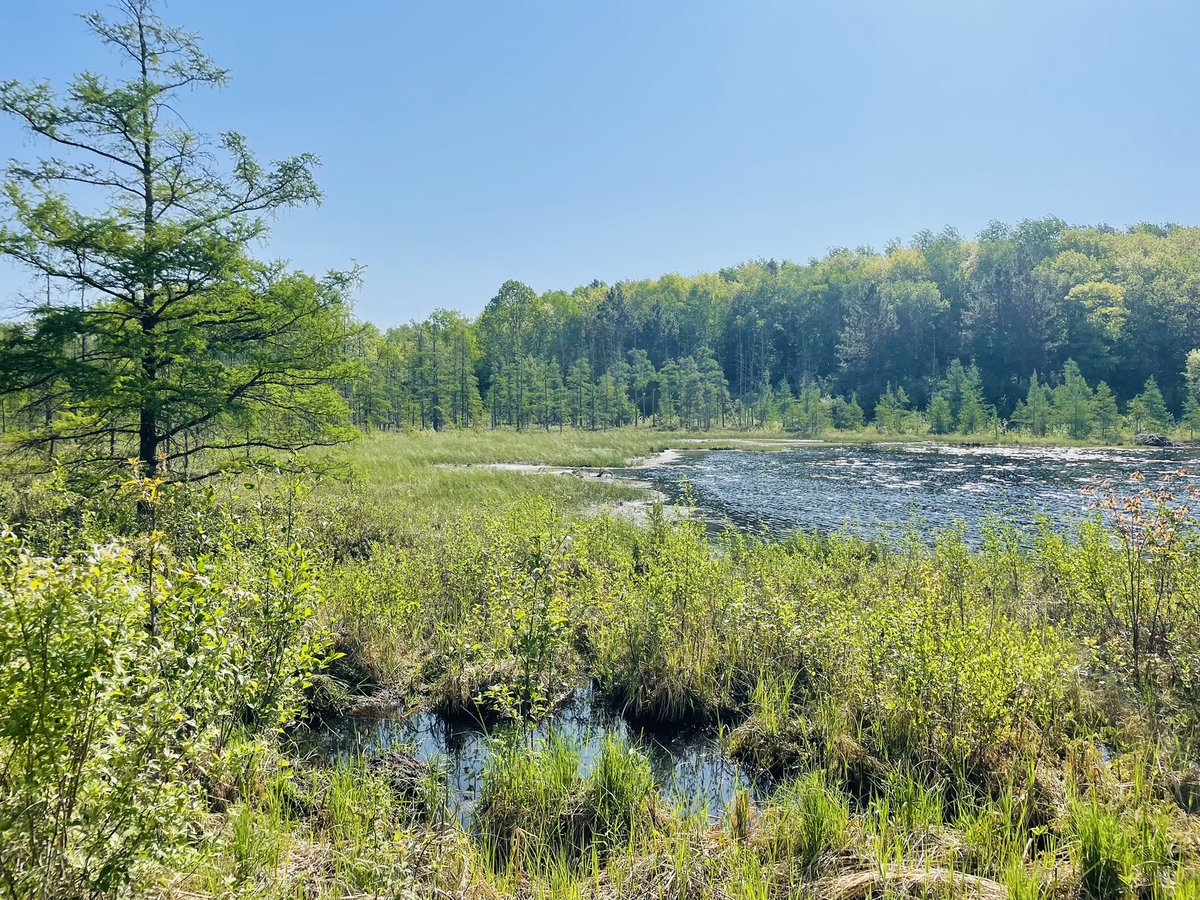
(346, 222), (1200, 439)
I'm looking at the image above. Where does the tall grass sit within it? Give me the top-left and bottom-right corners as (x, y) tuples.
(475, 733), (656, 871)
(6, 435), (1200, 898)
(310, 428), (747, 537)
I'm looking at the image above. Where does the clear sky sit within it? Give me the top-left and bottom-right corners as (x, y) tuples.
(2, 0), (1198, 327)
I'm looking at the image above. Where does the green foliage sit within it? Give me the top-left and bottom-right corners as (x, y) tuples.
(759, 772), (850, 867)
(0, 0), (357, 480)
(1054, 359), (1097, 438)
(930, 359), (994, 434)
(1128, 376), (1174, 433)
(831, 392), (865, 431)
(476, 733), (655, 869)
(1014, 371), (1053, 436)
(0, 474), (329, 898)
(1071, 795), (1173, 899)
(7, 432), (1200, 897)
(590, 515), (738, 724)
(1045, 472), (1200, 738)
(1093, 381), (1121, 439)
(792, 382), (833, 437)
(927, 392), (954, 434)
(315, 219), (1200, 439)
(873, 383), (917, 434)
(0, 534), (199, 896)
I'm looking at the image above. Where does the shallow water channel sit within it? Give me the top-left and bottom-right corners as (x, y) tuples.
(302, 685), (767, 825)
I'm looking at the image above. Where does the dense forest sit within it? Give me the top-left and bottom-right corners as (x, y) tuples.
(350, 221), (1200, 437)
(10, 204), (1200, 473)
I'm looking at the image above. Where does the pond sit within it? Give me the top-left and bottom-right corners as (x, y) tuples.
(637, 442), (1200, 541)
(299, 685), (767, 825)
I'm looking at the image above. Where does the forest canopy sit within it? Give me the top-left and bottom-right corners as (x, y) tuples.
(9, 210), (1200, 465)
(346, 219), (1200, 437)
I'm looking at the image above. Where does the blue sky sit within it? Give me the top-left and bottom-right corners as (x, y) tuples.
(2, 0), (1198, 326)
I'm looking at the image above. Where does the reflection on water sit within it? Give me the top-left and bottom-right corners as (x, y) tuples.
(642, 442), (1200, 541)
(299, 685), (764, 824)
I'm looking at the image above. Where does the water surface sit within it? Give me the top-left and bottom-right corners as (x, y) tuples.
(302, 685), (763, 824)
(639, 442), (1200, 541)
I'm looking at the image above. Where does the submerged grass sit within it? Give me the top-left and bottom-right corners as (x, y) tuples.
(313, 427), (747, 530)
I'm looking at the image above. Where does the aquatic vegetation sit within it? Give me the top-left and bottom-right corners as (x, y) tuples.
(475, 733), (657, 870)
(756, 772), (851, 869)
(5, 440), (1200, 898)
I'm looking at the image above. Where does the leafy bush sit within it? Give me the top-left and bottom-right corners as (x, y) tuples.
(0, 534), (206, 896)
(0, 476), (330, 898)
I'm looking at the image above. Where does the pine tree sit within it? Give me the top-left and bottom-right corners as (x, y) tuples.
(1014, 372), (1053, 436)
(567, 358), (593, 429)
(0, 0), (357, 479)
(1183, 350), (1200, 438)
(1128, 376), (1172, 433)
(956, 363), (991, 434)
(927, 393), (954, 434)
(796, 383), (832, 437)
(874, 384), (911, 434)
(838, 393), (865, 431)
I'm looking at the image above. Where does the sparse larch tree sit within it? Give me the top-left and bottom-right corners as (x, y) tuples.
(0, 0), (359, 480)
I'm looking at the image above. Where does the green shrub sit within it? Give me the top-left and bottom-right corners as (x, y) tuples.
(0, 475), (330, 897)
(0, 534), (204, 896)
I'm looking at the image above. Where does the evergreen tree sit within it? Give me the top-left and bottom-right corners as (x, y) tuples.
(546, 361), (567, 430)
(626, 349), (657, 426)
(1183, 350), (1200, 438)
(567, 358), (593, 429)
(700, 355), (729, 429)
(1051, 360), (1094, 439)
(832, 393), (865, 430)
(0, 0), (357, 478)
(1014, 372), (1053, 436)
(873, 384), (911, 434)
(1092, 381), (1120, 440)
(939, 359), (969, 424)
(775, 382), (797, 430)
(657, 359), (679, 428)
(1182, 394), (1200, 439)
(1127, 376), (1172, 433)
(956, 363), (991, 434)
(796, 383), (832, 437)
(927, 393), (954, 434)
